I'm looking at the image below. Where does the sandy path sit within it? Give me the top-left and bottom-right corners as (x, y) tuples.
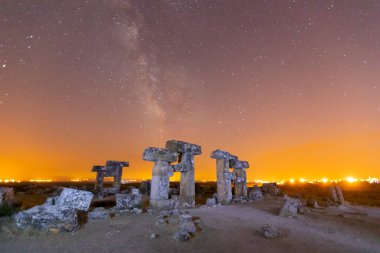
(1, 197), (379, 253)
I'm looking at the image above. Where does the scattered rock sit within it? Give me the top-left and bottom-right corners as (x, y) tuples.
(279, 195), (303, 217)
(307, 198), (320, 208)
(131, 208), (143, 214)
(179, 214), (192, 223)
(259, 224), (282, 238)
(56, 188), (93, 211)
(174, 230), (191, 241)
(0, 187), (14, 206)
(116, 192), (142, 209)
(179, 221), (196, 234)
(150, 233), (159, 239)
(88, 207), (110, 220)
(155, 218), (168, 226)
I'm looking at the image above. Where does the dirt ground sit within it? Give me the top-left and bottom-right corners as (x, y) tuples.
(1, 196), (379, 253)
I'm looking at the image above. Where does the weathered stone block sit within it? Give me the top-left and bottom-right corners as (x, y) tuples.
(230, 160), (249, 169)
(143, 147), (178, 162)
(88, 207), (110, 220)
(56, 188), (93, 211)
(14, 205), (79, 232)
(116, 193), (142, 209)
(165, 140), (202, 155)
(259, 224), (282, 238)
(279, 195), (303, 217)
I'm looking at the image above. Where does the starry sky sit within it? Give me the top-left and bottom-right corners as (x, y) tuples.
(1, 0), (380, 181)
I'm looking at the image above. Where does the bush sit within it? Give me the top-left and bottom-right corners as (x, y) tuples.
(0, 205), (14, 217)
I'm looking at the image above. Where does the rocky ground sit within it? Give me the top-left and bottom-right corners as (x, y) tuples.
(1, 195), (379, 253)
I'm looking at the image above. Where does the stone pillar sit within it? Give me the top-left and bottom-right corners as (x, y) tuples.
(231, 160), (249, 197)
(210, 150), (237, 204)
(166, 140), (202, 207)
(143, 147), (178, 209)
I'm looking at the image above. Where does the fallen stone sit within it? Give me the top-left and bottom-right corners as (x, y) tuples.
(56, 188), (93, 211)
(179, 214), (192, 223)
(307, 198), (320, 208)
(174, 230), (191, 241)
(179, 221), (196, 234)
(88, 207), (110, 220)
(0, 187), (14, 206)
(131, 208), (143, 214)
(155, 218), (168, 226)
(279, 195), (303, 217)
(116, 192), (142, 209)
(259, 224), (282, 238)
(14, 205), (79, 232)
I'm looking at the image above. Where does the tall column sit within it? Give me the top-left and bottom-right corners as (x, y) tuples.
(211, 150), (237, 204)
(231, 160), (249, 197)
(143, 147), (178, 209)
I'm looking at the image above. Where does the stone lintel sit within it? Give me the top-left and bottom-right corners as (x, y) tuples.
(165, 140), (202, 155)
(231, 160), (249, 169)
(143, 147), (178, 163)
(106, 160), (129, 167)
(210, 149), (237, 161)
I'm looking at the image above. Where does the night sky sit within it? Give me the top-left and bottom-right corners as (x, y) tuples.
(1, 0), (380, 181)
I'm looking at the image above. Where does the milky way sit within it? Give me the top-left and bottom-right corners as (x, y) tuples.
(1, 1), (380, 181)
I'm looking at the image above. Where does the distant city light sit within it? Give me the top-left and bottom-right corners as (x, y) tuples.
(346, 177), (358, 183)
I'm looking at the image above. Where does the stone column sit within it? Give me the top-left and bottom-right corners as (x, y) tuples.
(210, 150), (237, 204)
(166, 140), (202, 207)
(143, 147), (178, 209)
(105, 160), (129, 193)
(231, 160), (250, 197)
(92, 166), (106, 194)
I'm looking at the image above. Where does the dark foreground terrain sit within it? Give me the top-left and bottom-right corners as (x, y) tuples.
(0, 182), (380, 253)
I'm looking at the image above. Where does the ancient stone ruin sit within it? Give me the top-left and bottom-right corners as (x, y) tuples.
(143, 147), (178, 209)
(92, 160), (129, 195)
(165, 140), (202, 207)
(231, 159), (250, 197)
(210, 149), (237, 204)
